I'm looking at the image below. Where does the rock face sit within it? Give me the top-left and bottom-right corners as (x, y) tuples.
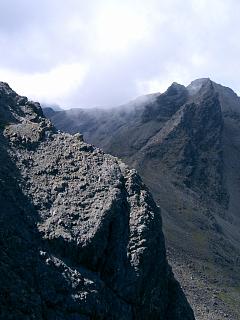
(0, 82), (194, 319)
(45, 78), (240, 319)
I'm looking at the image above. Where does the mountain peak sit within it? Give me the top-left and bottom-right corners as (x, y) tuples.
(167, 82), (186, 94)
(187, 77), (213, 95)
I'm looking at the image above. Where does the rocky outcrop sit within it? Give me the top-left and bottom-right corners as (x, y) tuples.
(0, 82), (194, 319)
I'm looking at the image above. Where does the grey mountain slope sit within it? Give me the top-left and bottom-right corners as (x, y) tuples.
(45, 78), (240, 320)
(0, 82), (194, 319)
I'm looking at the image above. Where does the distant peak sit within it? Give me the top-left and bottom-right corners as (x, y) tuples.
(191, 77), (211, 84)
(169, 82), (185, 89)
(170, 81), (179, 86)
(187, 78), (213, 95)
(165, 82), (186, 96)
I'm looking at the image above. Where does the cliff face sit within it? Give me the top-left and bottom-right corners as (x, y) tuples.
(137, 81), (228, 208)
(0, 82), (194, 319)
(45, 78), (240, 319)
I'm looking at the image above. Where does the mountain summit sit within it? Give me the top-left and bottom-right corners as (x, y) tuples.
(45, 78), (240, 319)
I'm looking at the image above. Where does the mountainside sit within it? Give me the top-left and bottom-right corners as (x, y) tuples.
(0, 82), (195, 319)
(45, 78), (240, 319)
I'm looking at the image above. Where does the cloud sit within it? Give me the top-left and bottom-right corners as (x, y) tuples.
(0, 0), (240, 108)
(0, 63), (88, 105)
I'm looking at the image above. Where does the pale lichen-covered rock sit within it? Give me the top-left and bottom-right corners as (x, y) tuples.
(0, 83), (194, 319)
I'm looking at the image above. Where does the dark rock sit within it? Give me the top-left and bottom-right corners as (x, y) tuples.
(0, 82), (194, 319)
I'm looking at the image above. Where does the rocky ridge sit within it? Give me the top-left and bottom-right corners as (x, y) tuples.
(0, 82), (194, 319)
(45, 78), (240, 319)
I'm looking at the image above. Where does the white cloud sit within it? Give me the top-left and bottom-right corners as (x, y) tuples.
(93, 3), (149, 54)
(0, 63), (89, 105)
(0, 0), (240, 107)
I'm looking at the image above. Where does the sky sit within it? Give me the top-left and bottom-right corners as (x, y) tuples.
(0, 0), (240, 108)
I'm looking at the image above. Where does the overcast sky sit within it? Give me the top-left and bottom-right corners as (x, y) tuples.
(0, 0), (240, 108)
